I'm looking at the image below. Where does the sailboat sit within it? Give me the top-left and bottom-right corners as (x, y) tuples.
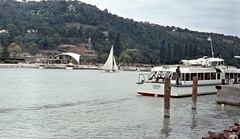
(101, 46), (118, 72)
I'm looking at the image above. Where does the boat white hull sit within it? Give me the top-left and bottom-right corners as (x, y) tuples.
(66, 67), (73, 70)
(137, 82), (218, 97)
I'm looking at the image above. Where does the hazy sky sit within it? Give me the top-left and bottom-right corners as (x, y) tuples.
(85, 0), (240, 37)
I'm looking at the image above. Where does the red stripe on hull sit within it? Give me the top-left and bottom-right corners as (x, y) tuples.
(137, 92), (177, 98)
(137, 92), (156, 97)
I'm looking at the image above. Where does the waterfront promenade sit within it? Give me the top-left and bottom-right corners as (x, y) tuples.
(0, 63), (100, 70)
(0, 63), (151, 71)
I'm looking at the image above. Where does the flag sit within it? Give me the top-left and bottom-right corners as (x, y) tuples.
(207, 36), (212, 41)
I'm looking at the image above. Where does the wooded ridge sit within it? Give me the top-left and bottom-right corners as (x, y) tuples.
(0, 0), (240, 67)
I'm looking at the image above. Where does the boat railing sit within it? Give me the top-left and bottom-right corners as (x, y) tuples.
(136, 73), (149, 84)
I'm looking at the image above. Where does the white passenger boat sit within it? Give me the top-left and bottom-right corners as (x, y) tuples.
(136, 57), (240, 97)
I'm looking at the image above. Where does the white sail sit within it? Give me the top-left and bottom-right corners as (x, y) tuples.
(102, 46), (118, 72)
(113, 56), (118, 71)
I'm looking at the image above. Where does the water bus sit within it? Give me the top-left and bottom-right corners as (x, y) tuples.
(136, 57), (240, 97)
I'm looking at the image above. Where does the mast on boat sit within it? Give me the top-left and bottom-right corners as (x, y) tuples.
(207, 36), (214, 58)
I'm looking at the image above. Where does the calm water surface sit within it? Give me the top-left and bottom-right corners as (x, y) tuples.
(0, 68), (239, 139)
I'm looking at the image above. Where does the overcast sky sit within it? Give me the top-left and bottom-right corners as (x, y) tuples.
(85, 0), (240, 37)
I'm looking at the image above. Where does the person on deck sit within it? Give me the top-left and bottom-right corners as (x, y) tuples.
(176, 65), (181, 85)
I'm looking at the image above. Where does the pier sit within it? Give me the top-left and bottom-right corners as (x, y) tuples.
(216, 83), (240, 106)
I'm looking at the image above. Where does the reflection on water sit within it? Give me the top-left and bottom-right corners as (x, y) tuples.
(191, 110), (197, 130)
(160, 118), (171, 138)
(0, 68), (239, 139)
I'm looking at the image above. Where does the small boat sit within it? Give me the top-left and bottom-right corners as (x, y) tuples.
(101, 46), (118, 72)
(66, 63), (74, 70)
(39, 65), (45, 69)
(136, 57), (240, 97)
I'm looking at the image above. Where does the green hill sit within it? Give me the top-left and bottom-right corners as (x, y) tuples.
(0, 0), (240, 66)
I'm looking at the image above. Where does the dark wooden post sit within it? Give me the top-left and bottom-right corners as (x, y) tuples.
(192, 76), (198, 110)
(164, 77), (171, 118)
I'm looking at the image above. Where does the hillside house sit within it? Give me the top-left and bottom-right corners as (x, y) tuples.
(68, 4), (75, 11)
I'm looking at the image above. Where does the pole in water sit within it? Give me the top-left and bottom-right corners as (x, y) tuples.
(164, 77), (171, 118)
(192, 76), (198, 110)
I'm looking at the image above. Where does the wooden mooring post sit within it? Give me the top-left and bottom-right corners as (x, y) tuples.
(164, 77), (171, 118)
(192, 76), (198, 110)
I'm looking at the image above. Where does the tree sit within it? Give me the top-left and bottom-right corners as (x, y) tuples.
(6, 23), (19, 43)
(166, 43), (173, 64)
(26, 42), (38, 57)
(119, 51), (130, 65)
(114, 32), (123, 59)
(0, 33), (10, 60)
(8, 43), (22, 59)
(78, 26), (85, 38)
(119, 49), (139, 66)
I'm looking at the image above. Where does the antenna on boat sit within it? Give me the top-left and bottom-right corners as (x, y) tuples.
(207, 36), (214, 58)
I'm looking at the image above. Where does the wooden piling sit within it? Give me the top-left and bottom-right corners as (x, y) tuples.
(164, 77), (171, 118)
(192, 76), (198, 110)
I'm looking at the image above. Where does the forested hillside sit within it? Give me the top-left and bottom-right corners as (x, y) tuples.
(0, 0), (240, 66)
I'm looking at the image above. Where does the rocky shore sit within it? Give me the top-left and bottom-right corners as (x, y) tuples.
(203, 123), (240, 139)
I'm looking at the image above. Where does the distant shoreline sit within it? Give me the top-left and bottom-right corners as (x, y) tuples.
(0, 63), (151, 71)
(0, 63), (100, 70)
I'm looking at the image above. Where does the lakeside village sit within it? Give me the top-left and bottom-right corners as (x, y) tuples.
(0, 51), (152, 71)
(0, 38), (152, 71)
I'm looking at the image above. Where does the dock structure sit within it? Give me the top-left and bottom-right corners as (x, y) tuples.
(216, 82), (240, 106)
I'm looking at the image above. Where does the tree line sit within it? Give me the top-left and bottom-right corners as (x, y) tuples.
(0, 0), (240, 66)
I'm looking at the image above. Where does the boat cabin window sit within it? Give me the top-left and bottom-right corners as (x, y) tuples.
(205, 73), (210, 80)
(230, 73), (233, 79)
(172, 72), (176, 80)
(191, 73), (197, 80)
(211, 73), (216, 80)
(234, 73), (238, 79)
(165, 72), (171, 77)
(198, 73), (203, 80)
(217, 73), (220, 79)
(225, 73), (229, 79)
(185, 73), (190, 81)
(157, 71), (171, 78)
(158, 71), (163, 77)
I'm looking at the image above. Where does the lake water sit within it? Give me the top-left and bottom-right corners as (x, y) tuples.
(0, 68), (239, 139)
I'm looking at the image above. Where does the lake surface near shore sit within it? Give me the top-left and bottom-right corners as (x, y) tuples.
(0, 68), (239, 139)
